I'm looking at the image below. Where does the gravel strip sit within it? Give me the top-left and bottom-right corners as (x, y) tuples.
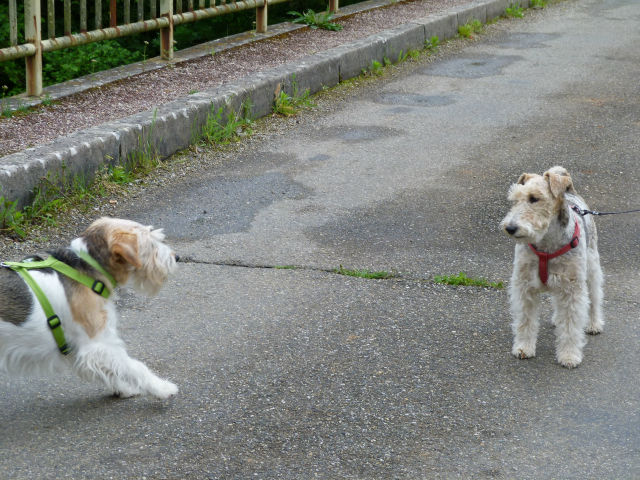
(0, 0), (474, 157)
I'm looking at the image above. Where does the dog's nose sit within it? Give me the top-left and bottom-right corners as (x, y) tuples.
(505, 225), (518, 236)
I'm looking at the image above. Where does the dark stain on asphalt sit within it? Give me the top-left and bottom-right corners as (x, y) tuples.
(420, 55), (523, 78)
(374, 93), (455, 107)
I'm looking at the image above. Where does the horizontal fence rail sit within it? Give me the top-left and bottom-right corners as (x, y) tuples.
(1, 0), (339, 96)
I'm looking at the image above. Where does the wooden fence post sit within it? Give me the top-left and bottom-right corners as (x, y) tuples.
(256, 0), (268, 34)
(9, 0), (18, 45)
(110, 0), (117, 27)
(160, 0), (174, 60)
(24, 0), (43, 96)
(329, 0), (339, 13)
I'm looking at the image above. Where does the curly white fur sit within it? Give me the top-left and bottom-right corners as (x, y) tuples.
(500, 167), (604, 368)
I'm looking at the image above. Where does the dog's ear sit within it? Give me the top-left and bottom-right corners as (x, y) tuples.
(111, 231), (142, 268)
(517, 173), (534, 185)
(544, 167), (575, 197)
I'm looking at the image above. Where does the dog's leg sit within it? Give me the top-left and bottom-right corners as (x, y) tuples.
(551, 286), (589, 368)
(510, 281), (540, 359)
(75, 344), (178, 399)
(585, 251), (604, 334)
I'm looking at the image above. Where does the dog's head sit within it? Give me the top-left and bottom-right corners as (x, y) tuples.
(73, 217), (177, 296)
(500, 166), (575, 244)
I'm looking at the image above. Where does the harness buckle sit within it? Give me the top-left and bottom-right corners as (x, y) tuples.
(47, 315), (61, 330)
(91, 280), (106, 295)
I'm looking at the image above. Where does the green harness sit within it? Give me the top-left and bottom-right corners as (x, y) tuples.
(2, 251), (116, 355)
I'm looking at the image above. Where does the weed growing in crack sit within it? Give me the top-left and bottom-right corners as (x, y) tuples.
(458, 19), (484, 38)
(433, 272), (503, 289)
(200, 100), (254, 144)
(505, 3), (525, 17)
(530, 0), (547, 8)
(273, 75), (315, 116)
(335, 265), (396, 279)
(425, 35), (440, 52)
(369, 60), (384, 76)
(407, 49), (421, 60)
(0, 195), (26, 238)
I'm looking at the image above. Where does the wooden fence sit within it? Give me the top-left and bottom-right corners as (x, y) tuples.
(1, 0), (340, 96)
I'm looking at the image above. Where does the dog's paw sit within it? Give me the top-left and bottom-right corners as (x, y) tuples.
(149, 379), (178, 399)
(557, 350), (582, 369)
(585, 319), (604, 335)
(512, 344), (535, 359)
(112, 387), (139, 399)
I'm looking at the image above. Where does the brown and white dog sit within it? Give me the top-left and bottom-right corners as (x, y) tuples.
(0, 217), (178, 398)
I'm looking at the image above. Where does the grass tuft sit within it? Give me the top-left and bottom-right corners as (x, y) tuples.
(433, 272), (503, 289)
(273, 75), (316, 116)
(505, 3), (525, 17)
(335, 265), (396, 279)
(530, 0), (547, 8)
(425, 35), (440, 52)
(200, 100), (254, 144)
(458, 19), (484, 38)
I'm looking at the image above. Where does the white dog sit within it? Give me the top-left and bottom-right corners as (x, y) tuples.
(500, 167), (604, 368)
(0, 217), (178, 398)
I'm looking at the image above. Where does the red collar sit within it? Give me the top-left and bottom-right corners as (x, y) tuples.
(528, 220), (580, 285)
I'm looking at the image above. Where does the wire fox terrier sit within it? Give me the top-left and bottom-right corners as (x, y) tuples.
(500, 167), (604, 368)
(0, 217), (178, 398)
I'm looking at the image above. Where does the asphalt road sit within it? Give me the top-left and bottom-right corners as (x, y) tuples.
(2, 0), (640, 478)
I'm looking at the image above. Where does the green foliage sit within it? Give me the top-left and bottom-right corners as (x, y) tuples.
(0, 0), (359, 94)
(42, 41), (142, 87)
(425, 35), (440, 52)
(108, 165), (136, 185)
(0, 1), (255, 94)
(505, 4), (525, 17)
(1, 85), (13, 117)
(200, 101), (254, 145)
(0, 167), (96, 239)
(273, 76), (315, 116)
(288, 9), (343, 31)
(0, 113), (166, 238)
(369, 60), (383, 76)
(530, 0), (547, 8)
(0, 196), (26, 238)
(406, 49), (421, 60)
(335, 265), (396, 279)
(458, 19), (484, 38)
(433, 272), (504, 289)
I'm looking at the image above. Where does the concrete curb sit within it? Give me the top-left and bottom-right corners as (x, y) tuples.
(0, 0), (529, 207)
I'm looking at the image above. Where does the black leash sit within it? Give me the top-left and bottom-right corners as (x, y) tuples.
(572, 205), (640, 217)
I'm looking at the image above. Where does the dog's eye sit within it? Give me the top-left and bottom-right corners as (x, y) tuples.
(529, 195), (539, 204)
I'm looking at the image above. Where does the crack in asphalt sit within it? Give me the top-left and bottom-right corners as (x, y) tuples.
(176, 256), (505, 288)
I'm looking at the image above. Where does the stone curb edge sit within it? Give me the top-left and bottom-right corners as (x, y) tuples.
(0, 0), (529, 207)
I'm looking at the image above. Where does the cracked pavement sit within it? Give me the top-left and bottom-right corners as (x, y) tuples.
(2, 0), (640, 477)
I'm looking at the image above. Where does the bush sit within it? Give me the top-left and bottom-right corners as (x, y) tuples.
(42, 40), (142, 86)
